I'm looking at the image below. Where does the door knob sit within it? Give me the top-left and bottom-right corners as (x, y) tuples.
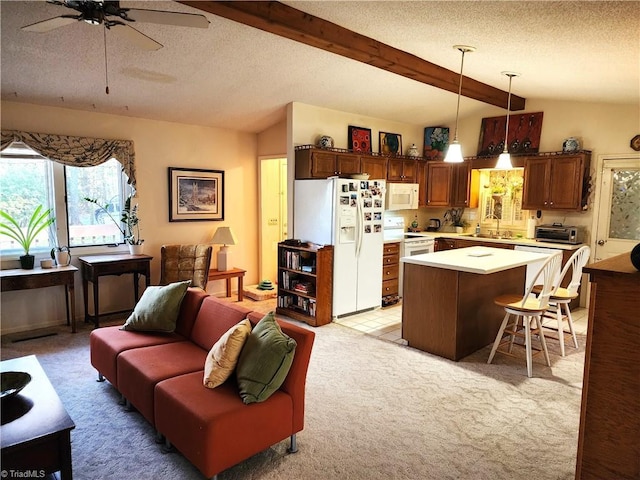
(597, 239), (606, 246)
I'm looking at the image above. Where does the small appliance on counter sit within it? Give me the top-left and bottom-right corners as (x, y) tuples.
(535, 224), (583, 244)
(426, 218), (441, 232)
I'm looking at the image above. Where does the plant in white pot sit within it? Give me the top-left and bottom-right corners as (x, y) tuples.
(444, 207), (469, 233)
(0, 205), (56, 269)
(84, 195), (144, 254)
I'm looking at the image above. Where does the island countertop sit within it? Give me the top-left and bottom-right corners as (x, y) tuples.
(401, 246), (552, 274)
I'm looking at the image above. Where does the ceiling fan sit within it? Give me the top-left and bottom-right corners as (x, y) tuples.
(21, 0), (210, 51)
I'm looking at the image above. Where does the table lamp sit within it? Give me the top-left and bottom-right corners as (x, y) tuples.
(211, 226), (237, 271)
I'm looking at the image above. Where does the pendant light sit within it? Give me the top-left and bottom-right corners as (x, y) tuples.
(444, 45), (475, 163)
(495, 72), (520, 169)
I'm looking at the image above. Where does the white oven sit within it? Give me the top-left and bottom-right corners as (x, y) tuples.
(400, 233), (435, 296)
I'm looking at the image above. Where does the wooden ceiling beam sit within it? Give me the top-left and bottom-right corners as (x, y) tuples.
(177, 0), (526, 111)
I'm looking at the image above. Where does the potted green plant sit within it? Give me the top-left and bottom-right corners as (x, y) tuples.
(444, 207), (469, 233)
(84, 195), (144, 254)
(0, 205), (56, 269)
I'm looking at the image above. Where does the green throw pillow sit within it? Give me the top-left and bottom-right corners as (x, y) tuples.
(121, 280), (191, 333)
(236, 312), (297, 404)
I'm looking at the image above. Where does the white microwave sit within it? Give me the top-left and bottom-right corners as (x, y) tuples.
(385, 183), (419, 211)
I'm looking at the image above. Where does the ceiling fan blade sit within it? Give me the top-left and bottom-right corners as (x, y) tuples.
(124, 9), (209, 29)
(110, 24), (163, 51)
(22, 15), (78, 33)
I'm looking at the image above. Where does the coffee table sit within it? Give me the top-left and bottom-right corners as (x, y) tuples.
(1, 355), (75, 479)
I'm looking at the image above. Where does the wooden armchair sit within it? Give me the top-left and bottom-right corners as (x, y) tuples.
(160, 244), (212, 290)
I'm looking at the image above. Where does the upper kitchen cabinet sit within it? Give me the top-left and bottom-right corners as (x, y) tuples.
(425, 162), (452, 206)
(387, 158), (417, 183)
(522, 152), (591, 211)
(360, 155), (388, 181)
(295, 148), (360, 178)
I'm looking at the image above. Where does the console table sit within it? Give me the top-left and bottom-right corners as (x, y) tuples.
(208, 268), (246, 302)
(0, 265), (78, 333)
(1, 355), (75, 480)
(78, 254), (152, 327)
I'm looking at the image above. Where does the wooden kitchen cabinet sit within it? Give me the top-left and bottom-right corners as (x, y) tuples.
(387, 158), (417, 183)
(382, 242), (400, 306)
(426, 162), (452, 206)
(276, 242), (333, 326)
(522, 152), (591, 211)
(360, 155), (388, 180)
(434, 238), (457, 251)
(295, 148), (360, 178)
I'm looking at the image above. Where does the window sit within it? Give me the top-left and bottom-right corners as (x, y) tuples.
(0, 142), (131, 255)
(479, 169), (527, 231)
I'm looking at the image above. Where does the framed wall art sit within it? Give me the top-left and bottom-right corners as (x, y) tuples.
(477, 111), (543, 157)
(168, 167), (224, 222)
(423, 127), (449, 160)
(379, 132), (402, 156)
(348, 125), (372, 152)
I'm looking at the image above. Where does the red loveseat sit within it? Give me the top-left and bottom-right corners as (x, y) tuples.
(89, 288), (315, 479)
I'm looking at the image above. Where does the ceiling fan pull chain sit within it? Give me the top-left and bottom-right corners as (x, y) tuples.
(103, 24), (109, 95)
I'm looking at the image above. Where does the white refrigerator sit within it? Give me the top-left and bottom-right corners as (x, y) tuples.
(293, 178), (385, 318)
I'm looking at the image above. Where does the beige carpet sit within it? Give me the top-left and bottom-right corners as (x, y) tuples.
(0, 304), (585, 479)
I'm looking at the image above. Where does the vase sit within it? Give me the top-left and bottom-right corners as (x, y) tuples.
(54, 250), (71, 267)
(455, 226), (464, 234)
(562, 137), (580, 152)
(19, 254), (35, 269)
(317, 135), (334, 149)
(129, 244), (144, 255)
(407, 144), (420, 158)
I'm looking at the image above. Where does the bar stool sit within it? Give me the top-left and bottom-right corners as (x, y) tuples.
(487, 253), (563, 377)
(537, 246), (590, 356)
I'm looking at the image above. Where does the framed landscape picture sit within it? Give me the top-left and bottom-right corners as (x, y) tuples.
(423, 127), (449, 160)
(348, 126), (372, 152)
(168, 167), (224, 222)
(379, 132), (402, 156)
(477, 111), (543, 156)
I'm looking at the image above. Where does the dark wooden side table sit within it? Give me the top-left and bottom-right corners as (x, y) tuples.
(0, 266), (78, 333)
(208, 268), (246, 301)
(78, 254), (152, 327)
(1, 355), (75, 480)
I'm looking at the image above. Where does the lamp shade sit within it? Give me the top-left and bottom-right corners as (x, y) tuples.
(211, 227), (237, 246)
(495, 151), (513, 169)
(444, 141), (464, 163)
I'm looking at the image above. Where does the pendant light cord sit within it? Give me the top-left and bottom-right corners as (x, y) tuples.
(103, 25), (110, 95)
(452, 49), (466, 142)
(503, 75), (513, 153)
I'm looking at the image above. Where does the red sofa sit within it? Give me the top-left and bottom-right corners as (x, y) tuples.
(89, 288), (315, 479)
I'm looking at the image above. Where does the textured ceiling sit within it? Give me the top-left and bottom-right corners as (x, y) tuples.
(1, 1), (639, 133)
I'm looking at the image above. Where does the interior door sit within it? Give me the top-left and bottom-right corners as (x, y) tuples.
(593, 157), (640, 261)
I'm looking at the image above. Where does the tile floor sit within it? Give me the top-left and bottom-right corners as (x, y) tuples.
(332, 303), (406, 345)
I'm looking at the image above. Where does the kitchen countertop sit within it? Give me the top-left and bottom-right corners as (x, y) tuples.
(401, 246), (553, 274)
(407, 231), (583, 250)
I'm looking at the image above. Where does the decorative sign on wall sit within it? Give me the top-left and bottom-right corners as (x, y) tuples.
(423, 127), (449, 160)
(477, 111), (543, 157)
(348, 126), (372, 153)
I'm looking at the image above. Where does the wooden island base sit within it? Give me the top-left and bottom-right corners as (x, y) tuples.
(402, 262), (526, 361)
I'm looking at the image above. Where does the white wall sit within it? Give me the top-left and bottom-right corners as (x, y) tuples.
(1, 101), (259, 334)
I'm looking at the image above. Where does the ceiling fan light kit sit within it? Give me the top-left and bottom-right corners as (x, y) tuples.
(495, 71), (520, 170)
(444, 45), (476, 164)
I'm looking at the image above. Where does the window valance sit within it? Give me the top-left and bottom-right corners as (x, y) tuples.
(1, 130), (136, 189)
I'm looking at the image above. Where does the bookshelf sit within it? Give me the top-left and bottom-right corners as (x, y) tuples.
(276, 242), (333, 327)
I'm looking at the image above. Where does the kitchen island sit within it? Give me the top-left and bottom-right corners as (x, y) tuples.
(401, 246), (552, 361)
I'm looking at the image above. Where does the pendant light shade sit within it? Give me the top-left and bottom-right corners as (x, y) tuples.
(495, 71), (520, 169)
(444, 45), (475, 163)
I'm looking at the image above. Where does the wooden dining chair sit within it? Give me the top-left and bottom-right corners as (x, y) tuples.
(487, 252), (563, 377)
(536, 246), (590, 356)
